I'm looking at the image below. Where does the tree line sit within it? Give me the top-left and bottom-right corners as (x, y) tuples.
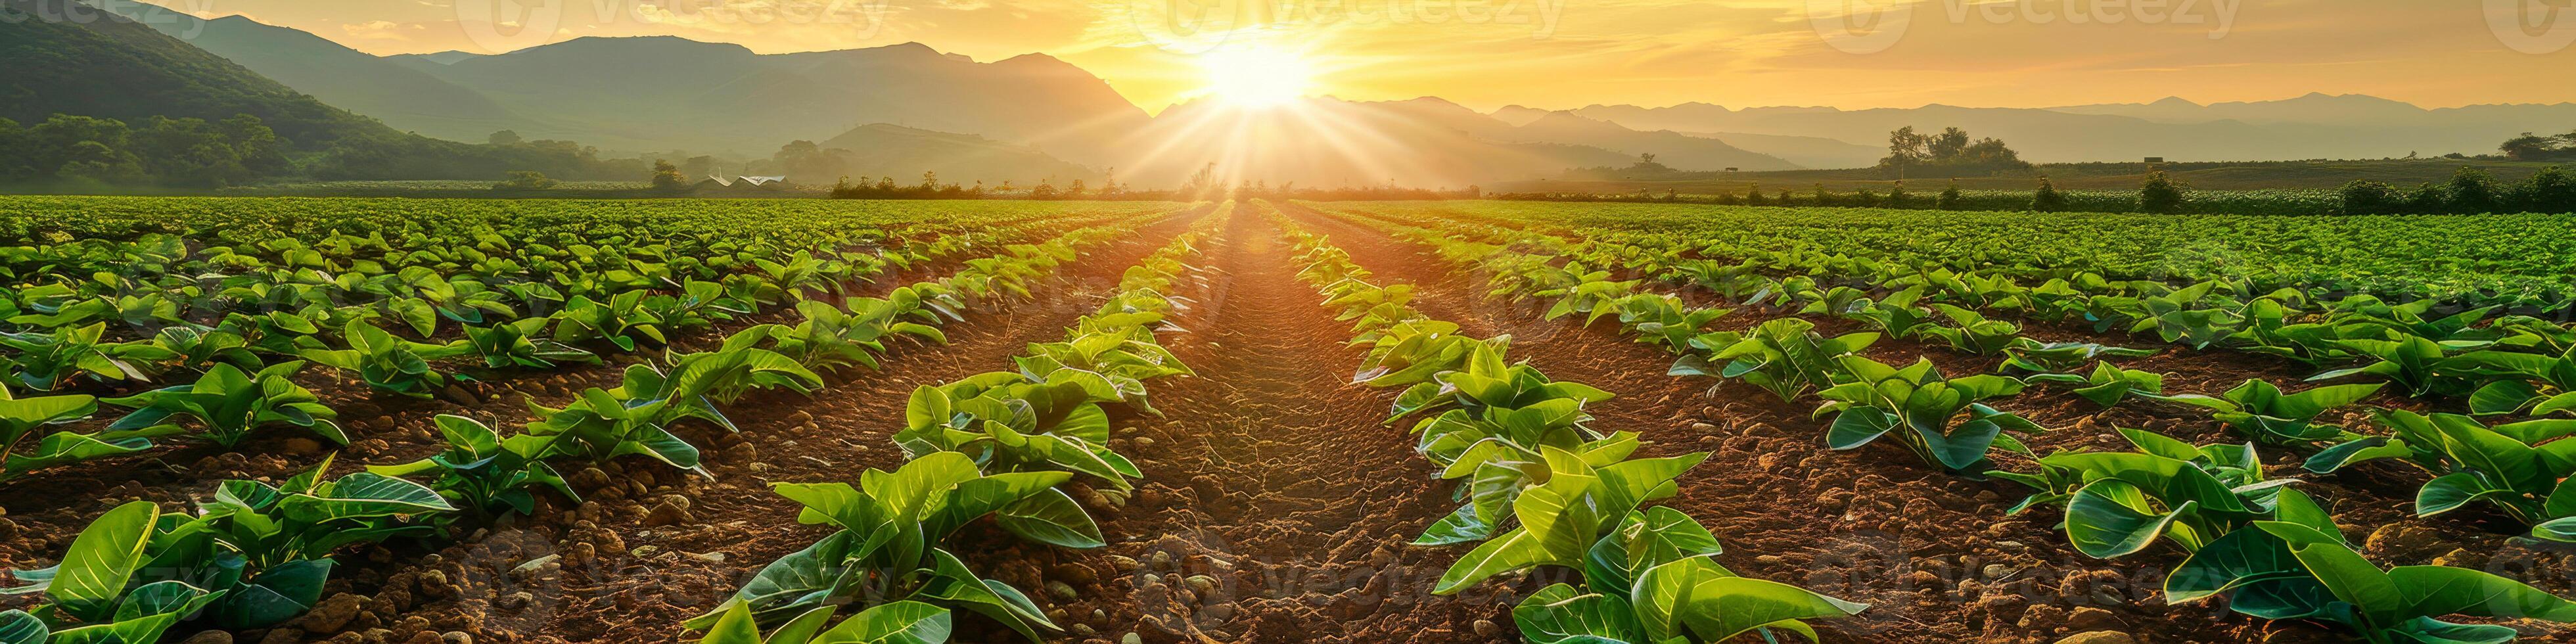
(2340, 166), (2576, 215)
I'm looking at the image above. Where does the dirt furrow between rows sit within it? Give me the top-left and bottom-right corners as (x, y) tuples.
(1042, 212), (1504, 644)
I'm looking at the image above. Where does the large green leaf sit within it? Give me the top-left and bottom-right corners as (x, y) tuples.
(0, 610), (43, 644)
(1513, 583), (1645, 644)
(810, 601), (953, 644)
(50, 501), (159, 622)
(2065, 479), (2195, 559)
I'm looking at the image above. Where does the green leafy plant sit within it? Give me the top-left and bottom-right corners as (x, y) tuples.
(300, 321), (471, 398)
(4, 459), (455, 630)
(2025, 362), (2166, 407)
(2438, 345), (2576, 417)
(1351, 319), (1508, 388)
(694, 599), (952, 644)
(369, 415), (578, 517)
(0, 385), (131, 480)
(1, 322), (163, 390)
(1996, 428), (2295, 559)
(104, 361), (346, 448)
(1814, 356), (2041, 475)
(1914, 304), (2023, 356)
(0, 503), (225, 643)
(1602, 294), (1730, 354)
(2167, 502), (2576, 644)
(2304, 411), (2576, 541)
(1996, 339), (2153, 375)
(895, 377), (1139, 490)
(463, 317), (599, 369)
(137, 325), (264, 377)
(551, 290), (668, 352)
(515, 371), (700, 472)
(1669, 318), (1878, 403)
(2307, 336), (2465, 397)
(2145, 380), (2383, 446)
(687, 453), (1092, 641)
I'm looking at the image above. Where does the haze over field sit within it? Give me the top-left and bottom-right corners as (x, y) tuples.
(6, 0), (2574, 187)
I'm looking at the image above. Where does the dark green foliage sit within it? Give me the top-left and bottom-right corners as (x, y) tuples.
(2031, 177), (2068, 212)
(651, 158), (687, 190)
(2449, 166), (2501, 214)
(2139, 170), (2187, 214)
(1880, 126), (2033, 177)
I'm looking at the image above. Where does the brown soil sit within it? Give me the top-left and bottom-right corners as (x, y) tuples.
(1028, 208), (1516, 644)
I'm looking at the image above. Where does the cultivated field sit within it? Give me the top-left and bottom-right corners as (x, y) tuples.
(4, 196), (2576, 644)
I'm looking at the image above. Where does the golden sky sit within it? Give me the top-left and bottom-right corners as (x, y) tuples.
(144, 0), (2576, 112)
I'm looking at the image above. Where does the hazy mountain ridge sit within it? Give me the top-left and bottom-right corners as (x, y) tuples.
(94, 3), (523, 143)
(806, 123), (1097, 185)
(0, 0), (399, 146)
(1557, 95), (2576, 166)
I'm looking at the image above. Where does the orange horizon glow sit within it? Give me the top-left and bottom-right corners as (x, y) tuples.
(141, 0), (2576, 114)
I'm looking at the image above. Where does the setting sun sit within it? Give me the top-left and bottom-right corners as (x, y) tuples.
(1195, 47), (1314, 108)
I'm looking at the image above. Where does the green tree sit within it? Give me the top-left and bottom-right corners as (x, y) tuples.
(488, 130), (524, 146)
(0, 117), (32, 181)
(133, 117), (252, 187)
(2509, 166), (2576, 214)
(1937, 179), (1962, 210)
(1812, 183), (1832, 206)
(2138, 170), (2188, 214)
(2031, 177), (2068, 212)
(55, 140), (146, 184)
(1928, 127), (1971, 160)
(2338, 180), (2399, 215)
(649, 158), (686, 190)
(217, 114), (290, 175)
(1744, 182), (1765, 206)
(1885, 181), (1910, 208)
(2447, 166), (2499, 214)
(1883, 126), (1928, 170)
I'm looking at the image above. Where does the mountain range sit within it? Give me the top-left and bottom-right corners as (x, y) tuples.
(22, 1), (2576, 187)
